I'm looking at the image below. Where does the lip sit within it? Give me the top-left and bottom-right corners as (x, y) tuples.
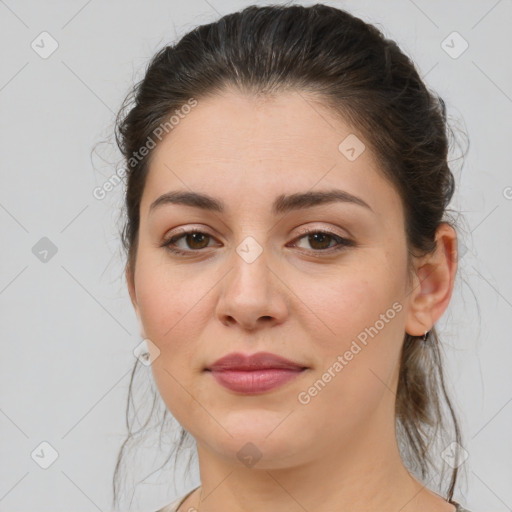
(207, 351), (306, 371)
(205, 351), (308, 394)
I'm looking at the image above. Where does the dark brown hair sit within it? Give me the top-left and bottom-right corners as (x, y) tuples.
(112, 3), (467, 508)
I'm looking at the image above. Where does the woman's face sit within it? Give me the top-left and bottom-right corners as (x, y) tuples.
(127, 90), (425, 467)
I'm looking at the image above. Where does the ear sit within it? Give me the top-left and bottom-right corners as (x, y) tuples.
(126, 264), (146, 338)
(126, 264), (137, 310)
(405, 223), (458, 336)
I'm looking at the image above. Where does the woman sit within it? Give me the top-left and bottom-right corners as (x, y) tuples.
(113, 4), (472, 511)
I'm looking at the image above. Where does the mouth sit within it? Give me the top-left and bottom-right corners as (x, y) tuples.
(207, 368), (306, 394)
(204, 351), (309, 394)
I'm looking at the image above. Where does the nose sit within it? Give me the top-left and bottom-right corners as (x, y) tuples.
(215, 242), (289, 331)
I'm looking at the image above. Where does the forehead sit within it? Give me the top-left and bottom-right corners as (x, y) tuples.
(140, 90), (403, 224)
(150, 90), (367, 165)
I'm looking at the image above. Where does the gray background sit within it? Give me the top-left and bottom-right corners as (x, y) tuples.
(1, 0), (511, 511)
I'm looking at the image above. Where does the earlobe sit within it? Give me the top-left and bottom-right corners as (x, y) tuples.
(404, 223), (458, 337)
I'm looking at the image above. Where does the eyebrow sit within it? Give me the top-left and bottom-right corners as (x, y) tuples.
(149, 189), (374, 216)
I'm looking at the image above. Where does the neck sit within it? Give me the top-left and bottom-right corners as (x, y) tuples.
(187, 394), (443, 512)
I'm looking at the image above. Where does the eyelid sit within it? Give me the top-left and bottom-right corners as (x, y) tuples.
(164, 224), (348, 243)
(293, 224), (346, 237)
(165, 224), (217, 239)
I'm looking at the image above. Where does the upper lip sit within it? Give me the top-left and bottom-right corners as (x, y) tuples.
(206, 352), (307, 371)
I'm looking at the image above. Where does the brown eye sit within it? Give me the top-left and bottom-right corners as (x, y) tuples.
(162, 230), (217, 255)
(292, 231), (354, 253)
(306, 232), (334, 250)
(161, 229), (354, 257)
(183, 232), (211, 250)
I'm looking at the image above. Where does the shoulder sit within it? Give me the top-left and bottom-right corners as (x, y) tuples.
(154, 495), (181, 512)
(452, 500), (474, 512)
(155, 486), (200, 512)
(156, 491), (473, 512)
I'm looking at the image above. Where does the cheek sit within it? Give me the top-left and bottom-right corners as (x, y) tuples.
(134, 262), (209, 426)
(135, 254), (203, 346)
(134, 263), (208, 421)
(297, 264), (404, 353)
(296, 261), (406, 408)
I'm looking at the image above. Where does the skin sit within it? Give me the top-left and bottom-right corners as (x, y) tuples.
(126, 89), (458, 512)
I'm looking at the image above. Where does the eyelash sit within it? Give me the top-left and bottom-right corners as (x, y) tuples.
(160, 228), (354, 256)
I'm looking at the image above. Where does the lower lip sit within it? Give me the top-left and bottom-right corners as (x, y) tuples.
(208, 368), (305, 394)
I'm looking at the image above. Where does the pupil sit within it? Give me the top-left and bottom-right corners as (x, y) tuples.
(310, 233), (330, 249)
(188, 233), (207, 249)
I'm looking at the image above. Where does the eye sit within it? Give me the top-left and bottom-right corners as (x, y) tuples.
(161, 230), (219, 255)
(161, 228), (354, 257)
(289, 229), (354, 253)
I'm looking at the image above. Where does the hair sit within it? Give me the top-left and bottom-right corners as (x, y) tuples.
(112, 3), (468, 509)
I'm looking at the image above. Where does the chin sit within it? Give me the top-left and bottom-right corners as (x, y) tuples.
(198, 417), (308, 468)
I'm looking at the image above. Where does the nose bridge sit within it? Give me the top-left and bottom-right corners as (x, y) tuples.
(216, 233), (288, 329)
(229, 233), (272, 300)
